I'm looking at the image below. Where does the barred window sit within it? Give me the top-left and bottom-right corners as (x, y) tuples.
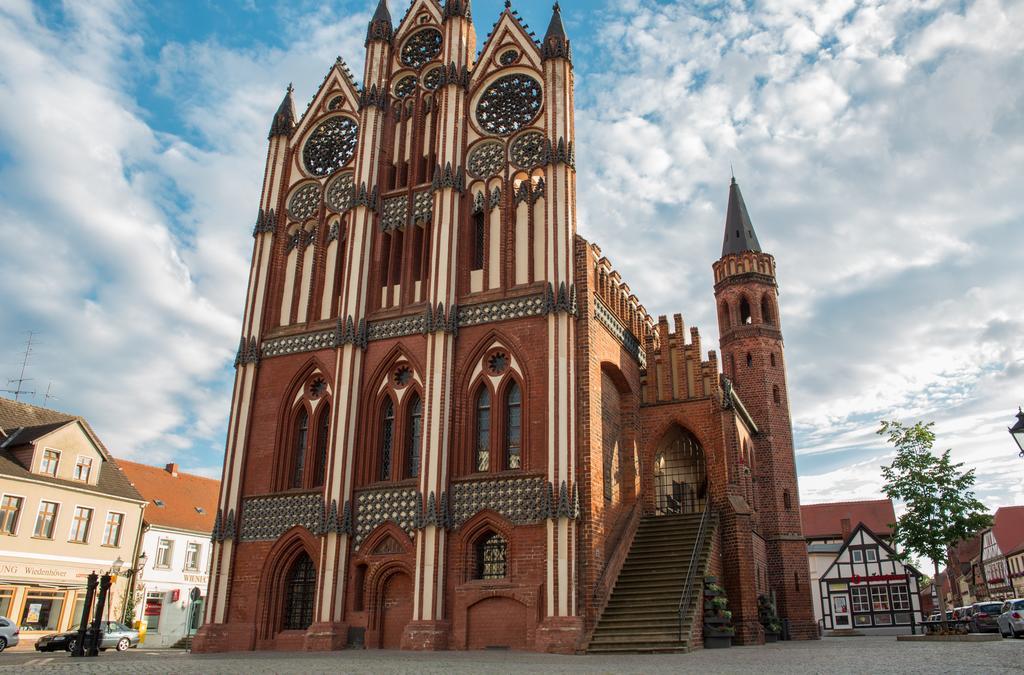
(851, 586), (870, 613)
(283, 554), (316, 630)
(380, 398), (395, 481)
(475, 388), (491, 472)
(406, 394), (422, 479)
(505, 382), (522, 470)
(475, 532), (507, 580)
(291, 409), (308, 488)
(890, 584), (910, 611)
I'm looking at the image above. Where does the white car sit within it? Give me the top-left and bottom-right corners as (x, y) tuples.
(997, 598), (1024, 638)
(0, 615), (20, 652)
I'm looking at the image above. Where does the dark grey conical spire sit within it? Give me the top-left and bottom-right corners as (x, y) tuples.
(541, 2), (571, 61)
(721, 177), (762, 256)
(268, 84), (296, 139)
(366, 0), (393, 44)
(443, 0), (471, 20)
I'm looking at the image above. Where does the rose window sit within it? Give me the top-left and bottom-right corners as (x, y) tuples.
(327, 95), (343, 111)
(499, 49), (519, 65)
(325, 172), (355, 213)
(400, 29), (443, 69)
(510, 131), (546, 169)
(394, 366), (413, 387)
(302, 116), (359, 176)
(475, 74), (542, 137)
(422, 68), (442, 91)
(467, 141), (505, 179)
(309, 378), (327, 398)
(287, 183), (321, 221)
(487, 352), (509, 375)
(394, 75), (418, 98)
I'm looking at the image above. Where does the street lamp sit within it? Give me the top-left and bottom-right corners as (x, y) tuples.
(1009, 407), (1024, 458)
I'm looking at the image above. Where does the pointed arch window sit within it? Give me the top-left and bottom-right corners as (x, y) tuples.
(283, 553), (316, 630)
(475, 387), (491, 472)
(761, 295), (774, 325)
(380, 398), (395, 481)
(314, 407), (330, 487)
(505, 381), (522, 470)
(291, 409), (308, 489)
(475, 531), (507, 580)
(472, 210), (485, 271)
(406, 394), (422, 479)
(740, 297), (752, 324)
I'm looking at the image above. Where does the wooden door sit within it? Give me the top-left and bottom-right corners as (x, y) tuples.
(379, 572), (412, 649)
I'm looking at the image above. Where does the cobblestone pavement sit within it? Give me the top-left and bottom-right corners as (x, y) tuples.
(1, 637), (1021, 674)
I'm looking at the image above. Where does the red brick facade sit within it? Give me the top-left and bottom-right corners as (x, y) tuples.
(194, 0), (817, 656)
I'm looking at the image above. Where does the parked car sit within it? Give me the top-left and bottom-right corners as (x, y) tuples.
(969, 602), (1004, 633)
(997, 598), (1024, 639)
(0, 616), (20, 653)
(34, 621), (139, 653)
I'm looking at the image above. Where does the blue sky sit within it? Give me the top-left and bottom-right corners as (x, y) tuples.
(0, 0), (1022, 512)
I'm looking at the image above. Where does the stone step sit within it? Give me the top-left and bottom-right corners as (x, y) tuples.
(587, 641), (690, 654)
(589, 629), (687, 644)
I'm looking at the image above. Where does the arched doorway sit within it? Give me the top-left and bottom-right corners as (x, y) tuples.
(378, 571), (412, 649)
(654, 426), (707, 515)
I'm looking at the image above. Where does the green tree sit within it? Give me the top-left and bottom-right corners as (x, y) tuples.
(878, 420), (991, 620)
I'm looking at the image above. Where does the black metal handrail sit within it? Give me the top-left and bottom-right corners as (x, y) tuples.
(677, 504), (711, 642)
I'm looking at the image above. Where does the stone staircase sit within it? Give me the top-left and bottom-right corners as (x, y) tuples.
(587, 512), (715, 653)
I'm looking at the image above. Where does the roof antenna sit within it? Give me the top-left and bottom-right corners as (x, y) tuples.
(730, 162), (735, 184)
(43, 382), (58, 408)
(3, 331), (36, 402)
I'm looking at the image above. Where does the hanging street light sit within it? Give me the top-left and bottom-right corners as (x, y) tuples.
(1009, 407), (1024, 458)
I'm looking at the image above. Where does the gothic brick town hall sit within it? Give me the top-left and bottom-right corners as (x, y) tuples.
(193, 0), (817, 654)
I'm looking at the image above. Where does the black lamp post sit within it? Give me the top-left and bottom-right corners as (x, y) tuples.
(1009, 407), (1024, 459)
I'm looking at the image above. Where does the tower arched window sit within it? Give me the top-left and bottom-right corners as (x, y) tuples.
(313, 407), (330, 487)
(283, 553), (316, 630)
(472, 210), (485, 271)
(475, 387), (491, 472)
(770, 353), (776, 367)
(783, 490), (792, 510)
(380, 397), (395, 481)
(474, 531), (507, 580)
(406, 394), (422, 479)
(761, 295), (774, 325)
(291, 409), (308, 489)
(505, 381), (522, 470)
(719, 301), (731, 328)
(740, 297), (752, 324)
(773, 385), (781, 405)
(746, 352), (753, 368)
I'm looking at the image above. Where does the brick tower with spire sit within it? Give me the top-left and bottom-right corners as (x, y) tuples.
(713, 178), (817, 639)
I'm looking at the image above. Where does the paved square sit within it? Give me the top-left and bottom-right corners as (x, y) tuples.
(1, 637), (1021, 674)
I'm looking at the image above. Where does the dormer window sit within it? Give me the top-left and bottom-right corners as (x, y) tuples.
(73, 456), (93, 482)
(154, 499), (165, 507)
(40, 448), (60, 476)
(195, 506), (206, 514)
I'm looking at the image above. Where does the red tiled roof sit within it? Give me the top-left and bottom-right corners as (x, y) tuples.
(800, 498), (896, 540)
(118, 460), (219, 534)
(992, 505), (1024, 556)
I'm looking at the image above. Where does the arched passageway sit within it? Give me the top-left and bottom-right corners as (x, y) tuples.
(654, 426), (707, 515)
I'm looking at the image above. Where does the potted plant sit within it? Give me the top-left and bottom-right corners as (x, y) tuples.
(758, 594), (782, 643)
(703, 576), (734, 649)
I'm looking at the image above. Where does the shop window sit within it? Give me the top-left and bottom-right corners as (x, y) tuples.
(871, 585), (890, 611)
(379, 397), (395, 481)
(475, 387), (491, 472)
(854, 614), (872, 626)
(474, 531), (507, 580)
(291, 409), (309, 489)
(851, 586), (870, 613)
(185, 542), (201, 572)
(40, 448), (60, 476)
(874, 613), (893, 625)
(69, 506), (93, 543)
(19, 590), (65, 631)
(891, 584), (910, 610)
(144, 591), (163, 631)
(0, 495), (23, 535)
(102, 512), (123, 547)
(505, 382), (522, 470)
(69, 592), (86, 630)
(0, 588), (12, 618)
(73, 456), (93, 481)
(283, 554), (316, 630)
(893, 612), (911, 624)
(155, 538), (174, 568)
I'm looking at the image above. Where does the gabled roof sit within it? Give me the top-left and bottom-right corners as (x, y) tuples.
(118, 460), (219, 534)
(801, 498), (896, 540)
(721, 177), (762, 257)
(0, 420), (73, 448)
(949, 534), (982, 570)
(991, 505), (1024, 556)
(0, 397), (144, 503)
(819, 521), (922, 582)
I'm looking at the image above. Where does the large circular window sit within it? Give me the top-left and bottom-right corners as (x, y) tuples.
(302, 116), (359, 176)
(475, 74), (542, 137)
(400, 29), (443, 69)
